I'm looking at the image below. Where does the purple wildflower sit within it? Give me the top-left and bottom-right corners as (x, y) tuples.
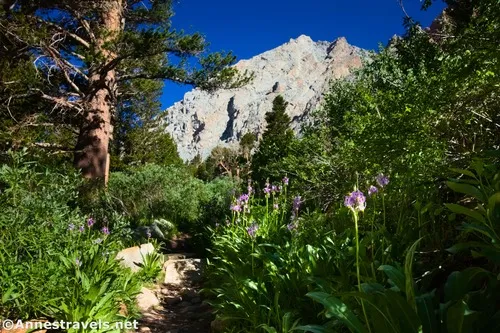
(239, 194), (250, 203)
(87, 217), (95, 228)
(344, 190), (366, 212)
(368, 185), (378, 196)
(68, 223), (75, 231)
(344, 195), (354, 207)
(293, 196), (302, 211)
(78, 225), (85, 233)
(376, 174), (389, 188)
(271, 185), (278, 193)
(283, 177), (289, 185)
(273, 203), (279, 210)
(230, 204), (242, 212)
(246, 223), (259, 237)
(101, 226), (110, 235)
(291, 196), (303, 220)
(264, 180), (271, 197)
(146, 230), (152, 239)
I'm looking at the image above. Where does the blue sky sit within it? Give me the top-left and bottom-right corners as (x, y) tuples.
(161, 0), (445, 108)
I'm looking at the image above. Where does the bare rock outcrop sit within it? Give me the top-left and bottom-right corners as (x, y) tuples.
(163, 35), (365, 160)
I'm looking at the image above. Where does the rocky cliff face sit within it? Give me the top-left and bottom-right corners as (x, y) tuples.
(162, 35), (365, 161)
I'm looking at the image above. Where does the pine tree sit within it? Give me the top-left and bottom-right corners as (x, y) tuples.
(0, 1), (251, 182)
(251, 96), (294, 184)
(110, 79), (182, 170)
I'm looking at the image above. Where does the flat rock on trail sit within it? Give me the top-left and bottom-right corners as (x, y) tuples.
(136, 254), (213, 333)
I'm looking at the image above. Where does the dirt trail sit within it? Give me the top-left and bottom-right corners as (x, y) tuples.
(136, 247), (214, 333)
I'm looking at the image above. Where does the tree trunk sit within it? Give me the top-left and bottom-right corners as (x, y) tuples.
(74, 0), (122, 181)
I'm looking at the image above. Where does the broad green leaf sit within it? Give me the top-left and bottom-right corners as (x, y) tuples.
(344, 291), (401, 333)
(259, 324), (278, 333)
(444, 267), (492, 302)
(449, 168), (476, 178)
(446, 242), (500, 264)
(1, 286), (18, 303)
(445, 300), (479, 333)
(306, 292), (367, 333)
(445, 204), (485, 223)
(383, 289), (421, 333)
(446, 241), (493, 254)
(294, 325), (330, 333)
(446, 301), (466, 333)
(416, 292), (438, 333)
(446, 181), (486, 202)
(487, 192), (500, 222)
(243, 279), (260, 292)
(405, 238), (422, 311)
(282, 311), (294, 331)
(378, 265), (405, 292)
(460, 223), (500, 243)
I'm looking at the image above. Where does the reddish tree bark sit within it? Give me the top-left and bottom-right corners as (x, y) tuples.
(74, 0), (122, 181)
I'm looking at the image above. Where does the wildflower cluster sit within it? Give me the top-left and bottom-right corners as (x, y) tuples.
(344, 174), (390, 212)
(67, 216), (111, 237)
(292, 195), (302, 218)
(246, 223), (259, 238)
(231, 193), (251, 213)
(223, 176), (304, 237)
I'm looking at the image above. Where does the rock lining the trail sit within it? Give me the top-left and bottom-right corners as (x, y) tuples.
(136, 287), (160, 312)
(116, 243), (155, 272)
(164, 257), (205, 285)
(136, 254), (213, 333)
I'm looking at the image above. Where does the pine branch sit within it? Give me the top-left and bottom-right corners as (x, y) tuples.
(43, 45), (87, 95)
(34, 17), (91, 49)
(117, 72), (193, 84)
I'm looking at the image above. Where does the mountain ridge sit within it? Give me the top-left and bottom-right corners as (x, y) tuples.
(162, 35), (365, 161)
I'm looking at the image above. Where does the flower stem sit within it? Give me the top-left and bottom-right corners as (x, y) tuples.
(354, 211), (372, 333)
(381, 193), (387, 263)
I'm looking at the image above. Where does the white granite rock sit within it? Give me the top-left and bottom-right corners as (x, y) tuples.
(115, 243), (155, 272)
(162, 35), (365, 160)
(164, 258), (204, 285)
(136, 287), (160, 311)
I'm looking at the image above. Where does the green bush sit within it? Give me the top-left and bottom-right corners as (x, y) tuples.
(0, 151), (141, 326)
(106, 164), (235, 231)
(107, 164), (207, 227)
(136, 246), (164, 283)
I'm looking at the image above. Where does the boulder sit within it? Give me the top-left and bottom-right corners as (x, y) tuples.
(115, 243), (154, 272)
(136, 287), (160, 312)
(164, 258), (204, 285)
